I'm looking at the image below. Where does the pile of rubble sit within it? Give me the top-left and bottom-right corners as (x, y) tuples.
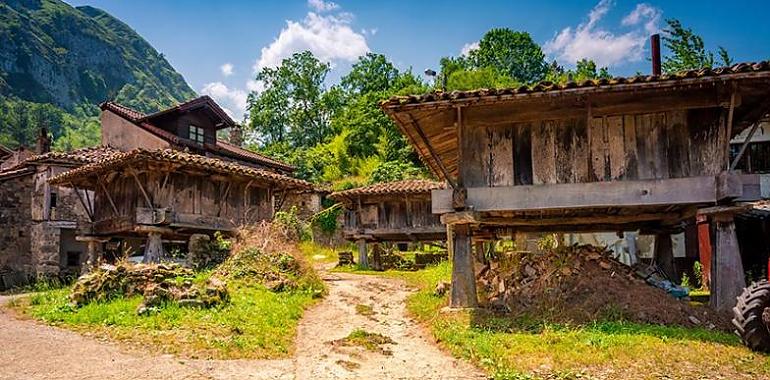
(477, 244), (729, 329)
(215, 223), (322, 293)
(69, 262), (229, 314)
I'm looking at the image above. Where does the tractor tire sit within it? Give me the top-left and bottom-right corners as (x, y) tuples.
(733, 280), (770, 352)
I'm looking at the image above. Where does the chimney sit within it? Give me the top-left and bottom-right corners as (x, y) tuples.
(229, 126), (243, 147)
(650, 34), (661, 76)
(36, 126), (51, 154)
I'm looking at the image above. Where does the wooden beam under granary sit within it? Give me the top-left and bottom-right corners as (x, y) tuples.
(49, 148), (311, 263)
(328, 179), (447, 269)
(382, 61), (770, 310)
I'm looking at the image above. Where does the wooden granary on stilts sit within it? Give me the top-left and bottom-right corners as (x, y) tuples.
(328, 179), (446, 269)
(49, 148), (311, 265)
(382, 60), (770, 311)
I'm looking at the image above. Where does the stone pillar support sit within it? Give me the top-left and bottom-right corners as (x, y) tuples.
(654, 232), (677, 281)
(356, 238), (369, 269)
(143, 232), (166, 263)
(710, 213), (746, 312)
(450, 224), (478, 308)
(75, 236), (107, 274)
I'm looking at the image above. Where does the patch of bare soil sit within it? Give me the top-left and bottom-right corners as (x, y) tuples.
(0, 295), (293, 380)
(293, 269), (486, 379)
(478, 244), (730, 330)
(0, 266), (484, 380)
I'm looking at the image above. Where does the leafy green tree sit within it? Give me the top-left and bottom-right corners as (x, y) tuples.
(662, 19), (733, 73)
(469, 28), (549, 84)
(341, 53), (400, 96)
(53, 116), (101, 151)
(247, 51), (338, 148)
(445, 66), (518, 91)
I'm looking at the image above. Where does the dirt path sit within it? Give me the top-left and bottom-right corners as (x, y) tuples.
(293, 271), (485, 379)
(0, 271), (484, 380)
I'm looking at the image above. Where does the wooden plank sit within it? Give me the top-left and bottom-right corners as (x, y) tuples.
(513, 123), (533, 185)
(666, 110), (690, 178)
(432, 176), (720, 214)
(623, 115), (639, 180)
(607, 115), (625, 180)
(651, 112), (670, 179)
(488, 126), (514, 186)
(572, 118), (590, 183)
(532, 120), (557, 184)
(462, 122), (487, 187)
(555, 120), (575, 183)
(589, 116), (607, 181)
(635, 114), (654, 179)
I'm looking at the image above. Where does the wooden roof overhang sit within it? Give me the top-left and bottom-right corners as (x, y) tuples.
(48, 148), (312, 191)
(381, 62), (770, 184)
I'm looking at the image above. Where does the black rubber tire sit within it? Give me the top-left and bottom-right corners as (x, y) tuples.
(733, 280), (770, 352)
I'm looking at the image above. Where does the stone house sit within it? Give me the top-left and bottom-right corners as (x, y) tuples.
(0, 96), (302, 287)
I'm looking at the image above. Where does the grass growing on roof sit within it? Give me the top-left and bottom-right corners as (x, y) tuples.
(345, 261), (770, 379)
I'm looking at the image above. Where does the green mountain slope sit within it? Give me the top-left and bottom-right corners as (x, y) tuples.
(0, 0), (196, 150)
(0, 0), (196, 113)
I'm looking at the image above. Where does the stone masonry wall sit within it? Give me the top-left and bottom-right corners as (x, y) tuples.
(0, 174), (33, 275)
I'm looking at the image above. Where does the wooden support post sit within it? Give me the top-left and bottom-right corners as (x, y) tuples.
(450, 224), (478, 308)
(710, 214), (746, 311)
(371, 243), (384, 271)
(143, 232), (166, 263)
(357, 239), (369, 269)
(446, 224), (454, 260)
(654, 232), (677, 281)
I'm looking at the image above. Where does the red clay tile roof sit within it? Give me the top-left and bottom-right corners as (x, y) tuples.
(100, 99), (294, 172)
(382, 61), (770, 108)
(0, 167), (34, 181)
(141, 95), (235, 129)
(206, 141), (294, 172)
(328, 179), (445, 201)
(49, 148), (311, 190)
(24, 146), (122, 165)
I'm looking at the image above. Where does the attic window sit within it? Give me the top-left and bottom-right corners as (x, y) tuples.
(189, 125), (205, 144)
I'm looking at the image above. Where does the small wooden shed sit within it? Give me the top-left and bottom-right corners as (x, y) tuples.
(382, 61), (770, 310)
(49, 148), (311, 264)
(328, 179), (445, 267)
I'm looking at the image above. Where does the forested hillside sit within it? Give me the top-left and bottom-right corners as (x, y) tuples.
(0, 0), (196, 150)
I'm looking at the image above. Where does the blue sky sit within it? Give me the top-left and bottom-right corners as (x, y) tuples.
(67, 0), (770, 120)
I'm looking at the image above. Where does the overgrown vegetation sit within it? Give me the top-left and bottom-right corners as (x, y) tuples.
(12, 223), (325, 359)
(336, 328), (395, 356)
(350, 262), (770, 379)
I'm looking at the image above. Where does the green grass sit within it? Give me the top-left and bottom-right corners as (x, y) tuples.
(13, 278), (319, 359)
(338, 328), (395, 355)
(345, 262), (770, 379)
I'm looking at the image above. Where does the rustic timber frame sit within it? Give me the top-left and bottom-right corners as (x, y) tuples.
(49, 149), (311, 262)
(383, 61), (770, 310)
(328, 180), (446, 269)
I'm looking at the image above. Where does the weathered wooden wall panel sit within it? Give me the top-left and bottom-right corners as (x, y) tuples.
(532, 121), (558, 184)
(513, 123), (533, 185)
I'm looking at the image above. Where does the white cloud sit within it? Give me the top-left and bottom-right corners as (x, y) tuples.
(200, 82), (248, 121)
(622, 3), (661, 34)
(308, 0), (339, 13)
(460, 41), (479, 56)
(544, 0), (662, 68)
(220, 63), (234, 76)
(254, 12), (369, 71)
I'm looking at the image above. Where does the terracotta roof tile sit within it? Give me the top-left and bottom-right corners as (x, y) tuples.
(382, 61), (770, 108)
(49, 148), (311, 190)
(328, 179), (445, 201)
